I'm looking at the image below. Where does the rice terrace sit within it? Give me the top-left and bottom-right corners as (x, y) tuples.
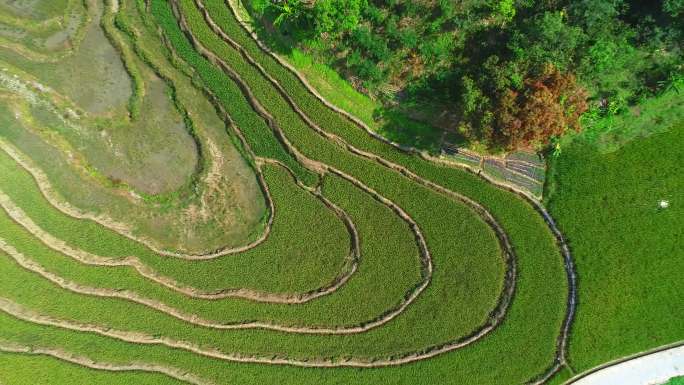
(0, 0), (681, 384)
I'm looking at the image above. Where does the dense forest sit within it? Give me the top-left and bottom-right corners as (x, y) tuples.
(250, 0), (683, 151)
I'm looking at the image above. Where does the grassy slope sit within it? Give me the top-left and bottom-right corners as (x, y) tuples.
(547, 124), (683, 373)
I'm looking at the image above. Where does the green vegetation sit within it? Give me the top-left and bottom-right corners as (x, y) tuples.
(249, 0), (684, 151)
(546, 124), (683, 375)
(0, 0), (568, 380)
(13, 0), (684, 384)
(577, 88), (684, 153)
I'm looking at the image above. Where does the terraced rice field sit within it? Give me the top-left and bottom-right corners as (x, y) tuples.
(0, 1), (578, 384)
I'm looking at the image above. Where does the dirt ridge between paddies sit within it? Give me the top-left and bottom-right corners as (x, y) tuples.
(0, 339), (212, 385)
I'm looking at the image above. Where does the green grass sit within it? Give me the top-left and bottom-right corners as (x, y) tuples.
(287, 47), (379, 126)
(546, 124), (684, 374)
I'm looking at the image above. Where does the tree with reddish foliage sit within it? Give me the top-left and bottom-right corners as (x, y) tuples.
(494, 66), (588, 150)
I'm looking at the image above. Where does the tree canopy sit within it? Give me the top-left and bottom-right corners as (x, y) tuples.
(251, 0), (684, 151)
